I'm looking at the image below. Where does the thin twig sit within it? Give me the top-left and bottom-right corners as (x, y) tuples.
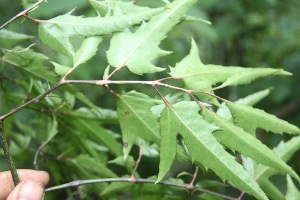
(33, 139), (51, 170)
(44, 177), (237, 200)
(152, 85), (172, 108)
(0, 122), (20, 186)
(0, 0), (46, 30)
(237, 191), (245, 200)
(186, 166), (199, 190)
(130, 145), (143, 180)
(0, 81), (63, 121)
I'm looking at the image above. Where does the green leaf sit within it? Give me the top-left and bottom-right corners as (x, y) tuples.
(216, 88), (271, 120)
(73, 36), (103, 67)
(170, 39), (290, 97)
(117, 91), (161, 159)
(202, 108), (300, 183)
(38, 24), (75, 57)
(90, 0), (156, 16)
(74, 154), (117, 178)
(46, 116), (58, 142)
(286, 175), (300, 200)
(107, 0), (196, 75)
(227, 102), (300, 136)
(2, 47), (58, 83)
(73, 119), (122, 156)
(71, 107), (118, 123)
(0, 29), (33, 47)
(51, 61), (71, 76)
(158, 101), (268, 200)
(258, 179), (285, 200)
(39, 7), (164, 37)
(255, 136), (300, 181)
(235, 88), (271, 106)
(38, 7), (163, 56)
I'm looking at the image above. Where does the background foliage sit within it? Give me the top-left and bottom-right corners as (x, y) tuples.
(1, 0), (300, 199)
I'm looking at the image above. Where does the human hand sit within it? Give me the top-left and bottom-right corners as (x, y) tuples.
(0, 169), (49, 200)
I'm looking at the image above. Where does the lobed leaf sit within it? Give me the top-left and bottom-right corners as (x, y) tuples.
(202, 108), (300, 183)
(158, 101), (268, 200)
(227, 102), (300, 136)
(107, 0), (197, 75)
(117, 92), (161, 159)
(170, 39), (290, 103)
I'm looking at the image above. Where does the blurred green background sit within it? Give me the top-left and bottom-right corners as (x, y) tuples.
(1, 0), (300, 199)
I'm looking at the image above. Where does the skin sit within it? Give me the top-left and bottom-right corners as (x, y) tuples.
(0, 169), (49, 200)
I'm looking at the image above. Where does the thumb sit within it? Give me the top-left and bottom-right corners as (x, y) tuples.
(7, 180), (45, 200)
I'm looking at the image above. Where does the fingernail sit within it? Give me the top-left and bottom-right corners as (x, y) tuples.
(18, 181), (44, 200)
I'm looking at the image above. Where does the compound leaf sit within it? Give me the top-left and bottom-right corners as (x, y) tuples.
(158, 101), (267, 200)
(107, 0), (196, 75)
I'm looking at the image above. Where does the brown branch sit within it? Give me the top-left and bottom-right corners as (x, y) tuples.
(186, 166), (199, 190)
(45, 177), (237, 200)
(130, 145), (143, 181)
(0, 0), (46, 30)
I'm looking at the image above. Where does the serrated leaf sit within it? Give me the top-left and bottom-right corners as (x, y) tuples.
(216, 88), (271, 120)
(227, 102), (300, 136)
(38, 7), (163, 56)
(202, 108), (300, 183)
(255, 136), (300, 181)
(158, 101), (267, 200)
(2, 47), (58, 83)
(286, 175), (300, 200)
(90, 0), (156, 16)
(39, 7), (164, 38)
(117, 92), (161, 159)
(107, 0), (196, 75)
(51, 61), (71, 76)
(170, 39), (290, 97)
(73, 36), (103, 67)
